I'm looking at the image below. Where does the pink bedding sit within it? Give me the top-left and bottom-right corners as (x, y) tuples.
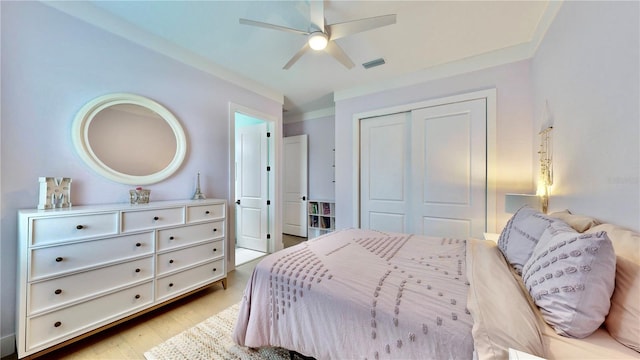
(233, 229), (474, 359)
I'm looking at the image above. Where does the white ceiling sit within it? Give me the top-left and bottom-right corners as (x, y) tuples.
(47, 1), (555, 119)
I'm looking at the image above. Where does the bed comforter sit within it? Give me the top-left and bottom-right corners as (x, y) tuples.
(233, 229), (474, 359)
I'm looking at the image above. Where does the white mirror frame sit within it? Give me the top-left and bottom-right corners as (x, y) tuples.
(72, 93), (187, 185)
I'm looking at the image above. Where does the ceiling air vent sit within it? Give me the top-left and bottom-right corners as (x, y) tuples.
(362, 58), (386, 69)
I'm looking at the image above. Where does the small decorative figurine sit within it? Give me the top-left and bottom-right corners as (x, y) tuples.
(38, 177), (72, 209)
(130, 187), (151, 204)
(192, 172), (206, 200)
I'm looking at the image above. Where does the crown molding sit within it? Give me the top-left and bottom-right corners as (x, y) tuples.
(42, 1), (284, 105)
(334, 1), (563, 103)
(283, 107), (335, 124)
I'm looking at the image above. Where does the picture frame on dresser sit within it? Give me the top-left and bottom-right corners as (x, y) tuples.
(16, 199), (227, 359)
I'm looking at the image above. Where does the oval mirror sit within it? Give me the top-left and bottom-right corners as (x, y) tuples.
(72, 93), (187, 185)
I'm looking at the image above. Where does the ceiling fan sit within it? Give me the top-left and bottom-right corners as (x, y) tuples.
(239, 1), (396, 70)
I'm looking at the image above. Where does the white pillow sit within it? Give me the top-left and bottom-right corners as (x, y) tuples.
(498, 206), (558, 275)
(522, 222), (616, 338)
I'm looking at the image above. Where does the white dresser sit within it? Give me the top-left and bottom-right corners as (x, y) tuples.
(16, 199), (227, 358)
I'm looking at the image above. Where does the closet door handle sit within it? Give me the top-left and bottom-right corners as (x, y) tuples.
(302, 196), (306, 201)
(235, 200), (241, 205)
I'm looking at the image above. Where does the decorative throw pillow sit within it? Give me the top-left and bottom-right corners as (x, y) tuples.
(498, 206), (557, 275)
(522, 222), (616, 338)
(548, 209), (601, 233)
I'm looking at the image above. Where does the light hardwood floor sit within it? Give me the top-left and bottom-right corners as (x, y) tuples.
(6, 235), (306, 360)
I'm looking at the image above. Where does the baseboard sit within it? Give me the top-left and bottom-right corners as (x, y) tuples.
(1, 333), (16, 358)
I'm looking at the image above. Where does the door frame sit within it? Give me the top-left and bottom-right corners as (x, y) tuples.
(351, 89), (497, 233)
(229, 102), (282, 272)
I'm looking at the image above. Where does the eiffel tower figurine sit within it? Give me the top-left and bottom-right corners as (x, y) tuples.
(192, 172), (206, 200)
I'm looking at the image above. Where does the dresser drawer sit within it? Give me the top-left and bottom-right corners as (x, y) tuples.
(157, 240), (223, 275)
(121, 207), (184, 233)
(187, 203), (225, 223)
(30, 232), (153, 280)
(157, 221), (224, 251)
(27, 281), (153, 351)
(29, 256), (153, 314)
(31, 212), (118, 246)
(156, 259), (224, 301)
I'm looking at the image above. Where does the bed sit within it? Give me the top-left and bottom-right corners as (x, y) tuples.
(233, 208), (640, 359)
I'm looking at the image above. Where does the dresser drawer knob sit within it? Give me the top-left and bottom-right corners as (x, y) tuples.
(169, 283), (174, 287)
(169, 236), (175, 240)
(169, 259), (174, 264)
(135, 242), (142, 247)
(213, 248), (217, 252)
(205, 210), (210, 215)
(213, 228), (217, 232)
(76, 225), (84, 230)
(135, 294), (141, 299)
(55, 257), (64, 262)
(153, 216), (159, 221)
(54, 289), (62, 295)
(213, 268), (217, 272)
(54, 321), (62, 328)
(135, 268), (141, 273)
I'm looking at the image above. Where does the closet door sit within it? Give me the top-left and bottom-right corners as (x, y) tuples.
(359, 98), (487, 239)
(411, 99), (487, 239)
(360, 112), (411, 233)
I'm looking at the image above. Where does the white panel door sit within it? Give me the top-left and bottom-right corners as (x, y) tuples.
(359, 99), (487, 239)
(360, 112), (411, 233)
(235, 123), (268, 252)
(411, 99), (487, 239)
(283, 135), (308, 237)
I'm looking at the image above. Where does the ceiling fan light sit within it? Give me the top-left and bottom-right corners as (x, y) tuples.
(308, 32), (328, 50)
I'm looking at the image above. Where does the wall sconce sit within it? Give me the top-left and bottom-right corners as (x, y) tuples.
(505, 193), (542, 213)
(537, 125), (553, 213)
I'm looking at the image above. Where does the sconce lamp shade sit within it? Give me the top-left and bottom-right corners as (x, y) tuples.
(505, 193), (541, 213)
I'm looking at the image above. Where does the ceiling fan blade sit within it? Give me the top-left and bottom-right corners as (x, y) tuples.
(239, 18), (309, 36)
(283, 43), (311, 70)
(324, 41), (355, 69)
(309, 0), (325, 32)
(327, 14), (396, 40)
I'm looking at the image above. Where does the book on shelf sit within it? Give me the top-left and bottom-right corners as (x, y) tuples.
(322, 202), (331, 215)
(321, 216), (332, 229)
(310, 202), (319, 214)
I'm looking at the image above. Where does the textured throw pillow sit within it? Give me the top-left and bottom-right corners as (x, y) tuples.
(549, 210), (601, 233)
(605, 256), (640, 352)
(586, 223), (640, 264)
(522, 222), (616, 338)
(498, 206), (558, 275)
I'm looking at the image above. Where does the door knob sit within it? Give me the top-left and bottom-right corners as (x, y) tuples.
(235, 200), (241, 205)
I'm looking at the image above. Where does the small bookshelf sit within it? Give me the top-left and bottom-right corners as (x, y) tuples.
(307, 200), (335, 239)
